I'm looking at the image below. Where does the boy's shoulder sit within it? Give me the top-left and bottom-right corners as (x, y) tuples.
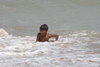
(47, 33), (50, 35)
(47, 33), (52, 37)
(37, 33), (50, 36)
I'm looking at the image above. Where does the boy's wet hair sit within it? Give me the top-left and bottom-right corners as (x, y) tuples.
(40, 24), (48, 31)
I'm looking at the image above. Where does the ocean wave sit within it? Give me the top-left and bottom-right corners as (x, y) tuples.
(0, 29), (9, 37)
(0, 29), (100, 67)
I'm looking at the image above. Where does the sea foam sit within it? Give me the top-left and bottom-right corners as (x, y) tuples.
(0, 29), (100, 67)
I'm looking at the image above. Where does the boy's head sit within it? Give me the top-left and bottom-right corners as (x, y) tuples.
(40, 24), (48, 35)
(40, 24), (48, 31)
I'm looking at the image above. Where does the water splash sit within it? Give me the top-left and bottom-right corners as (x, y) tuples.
(0, 29), (100, 67)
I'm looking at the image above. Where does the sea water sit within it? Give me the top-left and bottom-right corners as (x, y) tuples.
(0, 0), (100, 67)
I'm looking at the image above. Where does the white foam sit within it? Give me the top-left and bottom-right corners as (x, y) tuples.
(0, 29), (100, 67)
(0, 29), (9, 37)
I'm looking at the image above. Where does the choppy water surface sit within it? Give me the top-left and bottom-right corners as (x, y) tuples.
(0, 0), (100, 67)
(0, 0), (100, 36)
(0, 29), (100, 67)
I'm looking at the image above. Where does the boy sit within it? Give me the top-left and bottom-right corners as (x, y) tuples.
(36, 24), (59, 42)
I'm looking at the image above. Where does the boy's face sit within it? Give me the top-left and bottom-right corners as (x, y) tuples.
(40, 30), (47, 36)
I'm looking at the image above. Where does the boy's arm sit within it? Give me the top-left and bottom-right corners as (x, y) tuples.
(36, 33), (39, 42)
(49, 34), (59, 41)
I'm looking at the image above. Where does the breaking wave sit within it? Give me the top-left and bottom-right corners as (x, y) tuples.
(0, 29), (100, 67)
